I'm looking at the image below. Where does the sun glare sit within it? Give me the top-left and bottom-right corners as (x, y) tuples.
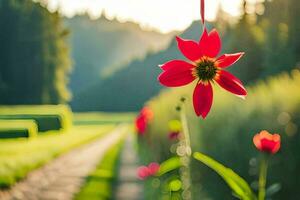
(46, 0), (242, 33)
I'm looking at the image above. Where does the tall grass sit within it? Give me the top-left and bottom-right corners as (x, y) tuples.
(144, 70), (300, 199)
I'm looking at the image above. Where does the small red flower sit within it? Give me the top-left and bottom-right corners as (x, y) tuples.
(137, 162), (160, 180)
(158, 28), (247, 118)
(168, 131), (181, 140)
(135, 115), (147, 135)
(140, 107), (154, 121)
(135, 107), (154, 135)
(253, 130), (281, 154)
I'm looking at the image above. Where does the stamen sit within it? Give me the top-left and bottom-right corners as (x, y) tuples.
(194, 57), (218, 81)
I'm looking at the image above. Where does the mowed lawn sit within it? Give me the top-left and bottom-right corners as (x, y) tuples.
(0, 124), (115, 188)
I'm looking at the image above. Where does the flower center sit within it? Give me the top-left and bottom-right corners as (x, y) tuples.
(195, 57), (218, 81)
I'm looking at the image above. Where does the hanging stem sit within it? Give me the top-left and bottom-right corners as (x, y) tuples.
(201, 0), (205, 25)
(258, 155), (269, 200)
(178, 100), (192, 200)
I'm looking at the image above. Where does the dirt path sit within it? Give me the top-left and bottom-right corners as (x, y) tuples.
(114, 133), (143, 200)
(0, 125), (128, 200)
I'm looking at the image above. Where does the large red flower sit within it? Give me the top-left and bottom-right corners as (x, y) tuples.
(158, 28), (247, 118)
(253, 130), (281, 154)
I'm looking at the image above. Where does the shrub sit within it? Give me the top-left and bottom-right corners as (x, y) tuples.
(0, 105), (72, 132)
(0, 120), (38, 138)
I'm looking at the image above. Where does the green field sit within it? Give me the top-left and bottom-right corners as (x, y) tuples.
(73, 112), (135, 125)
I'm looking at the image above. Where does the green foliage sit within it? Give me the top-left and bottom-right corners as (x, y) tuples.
(0, 0), (71, 104)
(75, 135), (125, 200)
(157, 157), (181, 176)
(193, 152), (256, 200)
(0, 105), (73, 132)
(0, 120), (38, 138)
(145, 70), (300, 199)
(0, 125), (114, 188)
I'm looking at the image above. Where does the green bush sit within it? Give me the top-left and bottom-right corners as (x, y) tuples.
(144, 70), (300, 199)
(0, 120), (38, 138)
(0, 105), (72, 132)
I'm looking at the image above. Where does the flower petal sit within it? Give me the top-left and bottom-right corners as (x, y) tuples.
(193, 81), (213, 119)
(176, 36), (202, 61)
(199, 29), (222, 58)
(216, 53), (245, 68)
(159, 60), (195, 71)
(158, 63), (196, 87)
(215, 70), (247, 97)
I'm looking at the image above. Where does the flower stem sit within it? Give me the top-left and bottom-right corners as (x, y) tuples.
(180, 103), (192, 156)
(258, 155), (269, 200)
(179, 102), (192, 200)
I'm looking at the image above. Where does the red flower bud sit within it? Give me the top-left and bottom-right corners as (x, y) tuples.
(253, 130), (281, 154)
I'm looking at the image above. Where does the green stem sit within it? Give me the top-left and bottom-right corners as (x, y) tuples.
(180, 103), (191, 156)
(179, 102), (192, 200)
(258, 155), (269, 200)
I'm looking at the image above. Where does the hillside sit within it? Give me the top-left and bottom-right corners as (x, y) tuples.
(65, 14), (175, 94)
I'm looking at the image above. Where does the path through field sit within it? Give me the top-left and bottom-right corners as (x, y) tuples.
(115, 133), (143, 200)
(0, 125), (127, 200)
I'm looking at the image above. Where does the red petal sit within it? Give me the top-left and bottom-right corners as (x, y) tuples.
(176, 36), (202, 62)
(215, 70), (247, 97)
(199, 29), (221, 58)
(193, 81), (213, 118)
(253, 134), (262, 150)
(158, 63), (196, 87)
(216, 53), (244, 68)
(160, 60), (195, 71)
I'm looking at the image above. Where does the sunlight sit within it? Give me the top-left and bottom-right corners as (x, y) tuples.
(46, 0), (243, 33)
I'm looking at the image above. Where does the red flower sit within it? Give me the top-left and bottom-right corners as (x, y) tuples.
(168, 131), (181, 140)
(158, 28), (247, 118)
(135, 107), (154, 135)
(135, 115), (147, 135)
(137, 162), (160, 180)
(140, 107), (154, 121)
(253, 130), (281, 154)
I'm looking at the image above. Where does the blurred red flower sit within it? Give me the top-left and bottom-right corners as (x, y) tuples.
(140, 107), (154, 121)
(168, 131), (181, 140)
(135, 107), (154, 135)
(137, 162), (160, 180)
(135, 115), (147, 135)
(253, 130), (281, 154)
(158, 28), (247, 118)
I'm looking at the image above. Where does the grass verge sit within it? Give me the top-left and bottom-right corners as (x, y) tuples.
(75, 133), (126, 200)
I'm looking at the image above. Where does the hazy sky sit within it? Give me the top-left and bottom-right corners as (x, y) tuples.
(46, 0), (243, 33)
